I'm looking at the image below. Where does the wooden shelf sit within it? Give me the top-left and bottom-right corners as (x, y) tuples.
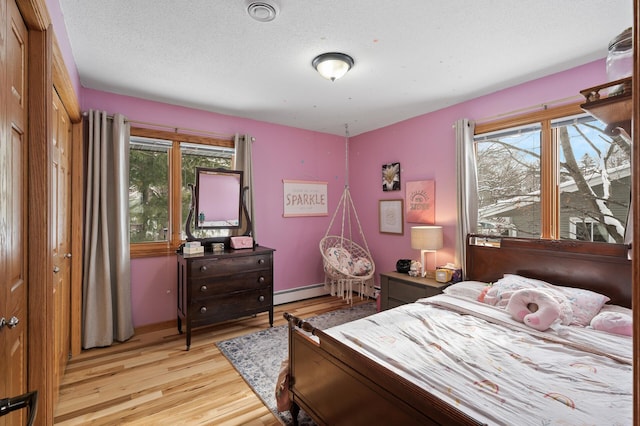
(580, 77), (632, 138)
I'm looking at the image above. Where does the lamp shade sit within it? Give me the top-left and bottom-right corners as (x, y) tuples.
(312, 52), (354, 81)
(411, 226), (443, 250)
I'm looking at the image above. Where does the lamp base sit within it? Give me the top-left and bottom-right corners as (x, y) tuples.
(420, 249), (437, 278)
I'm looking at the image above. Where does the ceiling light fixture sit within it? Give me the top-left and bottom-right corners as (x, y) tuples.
(312, 52), (354, 82)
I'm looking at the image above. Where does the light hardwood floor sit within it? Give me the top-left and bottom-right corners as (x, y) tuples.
(53, 295), (373, 425)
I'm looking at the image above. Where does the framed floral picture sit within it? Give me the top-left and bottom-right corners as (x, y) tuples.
(379, 199), (404, 234)
(406, 180), (435, 223)
(382, 162), (400, 191)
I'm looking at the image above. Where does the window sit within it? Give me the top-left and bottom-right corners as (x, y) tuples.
(474, 104), (630, 243)
(129, 127), (234, 257)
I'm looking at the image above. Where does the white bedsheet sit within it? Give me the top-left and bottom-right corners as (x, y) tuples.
(324, 294), (632, 425)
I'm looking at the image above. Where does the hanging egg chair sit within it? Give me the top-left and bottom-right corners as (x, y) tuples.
(320, 125), (375, 304)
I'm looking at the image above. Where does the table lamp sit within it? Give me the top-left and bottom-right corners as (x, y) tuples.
(411, 226), (443, 277)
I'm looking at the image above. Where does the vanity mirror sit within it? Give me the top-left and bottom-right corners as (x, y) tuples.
(184, 167), (252, 244)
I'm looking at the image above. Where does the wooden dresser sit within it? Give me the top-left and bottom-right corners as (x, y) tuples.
(177, 245), (275, 350)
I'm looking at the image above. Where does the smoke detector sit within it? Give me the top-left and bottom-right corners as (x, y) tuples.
(246, 1), (280, 22)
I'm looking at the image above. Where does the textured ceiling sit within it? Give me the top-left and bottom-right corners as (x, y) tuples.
(59, 0), (632, 136)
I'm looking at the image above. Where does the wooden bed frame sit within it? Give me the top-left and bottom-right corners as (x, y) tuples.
(284, 235), (632, 425)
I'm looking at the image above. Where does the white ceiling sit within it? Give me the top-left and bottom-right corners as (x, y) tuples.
(58, 0), (632, 136)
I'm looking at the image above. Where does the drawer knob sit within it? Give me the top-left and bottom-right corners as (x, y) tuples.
(258, 259), (265, 265)
(258, 295), (265, 302)
(258, 276), (265, 283)
(200, 285), (208, 292)
(200, 265), (208, 272)
(200, 306), (207, 314)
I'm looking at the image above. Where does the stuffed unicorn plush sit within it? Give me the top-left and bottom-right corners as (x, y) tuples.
(507, 288), (573, 331)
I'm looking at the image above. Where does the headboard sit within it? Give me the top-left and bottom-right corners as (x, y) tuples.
(466, 235), (632, 308)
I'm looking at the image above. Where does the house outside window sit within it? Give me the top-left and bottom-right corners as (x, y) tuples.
(128, 128), (234, 257)
(474, 105), (630, 243)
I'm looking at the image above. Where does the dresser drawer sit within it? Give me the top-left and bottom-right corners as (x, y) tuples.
(189, 253), (272, 278)
(191, 271), (272, 297)
(189, 288), (273, 326)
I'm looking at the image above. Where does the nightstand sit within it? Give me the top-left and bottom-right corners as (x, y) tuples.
(379, 271), (448, 310)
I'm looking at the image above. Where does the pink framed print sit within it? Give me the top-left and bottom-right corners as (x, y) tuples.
(406, 180), (435, 224)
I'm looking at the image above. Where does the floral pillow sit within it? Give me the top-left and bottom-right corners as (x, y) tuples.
(324, 247), (353, 275)
(352, 257), (373, 276)
(557, 287), (610, 327)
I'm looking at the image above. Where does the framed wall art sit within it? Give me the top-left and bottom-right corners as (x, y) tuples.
(378, 199), (404, 234)
(406, 180), (435, 224)
(382, 162), (400, 191)
(282, 179), (328, 217)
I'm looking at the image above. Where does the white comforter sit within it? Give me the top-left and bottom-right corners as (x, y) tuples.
(324, 294), (632, 426)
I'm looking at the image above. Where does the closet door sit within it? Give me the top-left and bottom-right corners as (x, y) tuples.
(51, 89), (72, 404)
(0, 0), (29, 424)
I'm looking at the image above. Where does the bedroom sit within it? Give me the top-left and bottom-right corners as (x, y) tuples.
(0, 0), (637, 425)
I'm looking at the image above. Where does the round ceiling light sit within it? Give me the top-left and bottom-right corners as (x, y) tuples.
(246, 1), (279, 22)
(312, 52), (354, 81)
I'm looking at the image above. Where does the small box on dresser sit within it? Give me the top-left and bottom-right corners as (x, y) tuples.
(177, 245), (275, 350)
(379, 271), (448, 310)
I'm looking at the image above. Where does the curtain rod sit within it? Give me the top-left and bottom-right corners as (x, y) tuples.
(82, 111), (235, 140)
(474, 94), (583, 125)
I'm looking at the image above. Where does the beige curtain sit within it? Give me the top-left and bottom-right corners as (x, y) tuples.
(234, 133), (256, 239)
(454, 119), (478, 275)
(82, 110), (134, 348)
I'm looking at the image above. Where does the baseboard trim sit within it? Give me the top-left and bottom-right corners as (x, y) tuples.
(274, 283), (328, 305)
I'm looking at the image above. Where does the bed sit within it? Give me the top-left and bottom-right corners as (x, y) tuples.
(284, 235), (632, 425)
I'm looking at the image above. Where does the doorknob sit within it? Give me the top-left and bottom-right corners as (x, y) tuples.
(64, 253), (72, 259)
(0, 316), (19, 330)
(53, 266), (60, 273)
(7, 316), (19, 328)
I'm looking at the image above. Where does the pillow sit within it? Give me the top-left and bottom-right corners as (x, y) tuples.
(480, 275), (546, 307)
(442, 281), (487, 299)
(599, 304), (633, 316)
(507, 288), (562, 331)
(556, 287), (610, 327)
(352, 257), (373, 276)
(590, 311), (632, 336)
(480, 274), (610, 326)
(324, 247), (353, 275)
(506, 288), (571, 331)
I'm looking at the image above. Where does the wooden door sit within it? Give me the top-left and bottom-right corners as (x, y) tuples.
(51, 89), (72, 404)
(0, 0), (28, 424)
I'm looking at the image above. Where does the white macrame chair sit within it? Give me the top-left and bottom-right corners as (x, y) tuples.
(320, 125), (375, 304)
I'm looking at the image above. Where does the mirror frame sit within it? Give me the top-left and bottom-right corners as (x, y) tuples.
(184, 167), (253, 245)
(194, 167), (243, 230)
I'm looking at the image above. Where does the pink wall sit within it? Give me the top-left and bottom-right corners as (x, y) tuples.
(84, 59), (606, 327)
(81, 89), (345, 327)
(83, 59), (606, 328)
(348, 59), (607, 277)
(45, 0), (607, 327)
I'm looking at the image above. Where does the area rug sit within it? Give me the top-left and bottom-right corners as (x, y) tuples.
(216, 302), (377, 425)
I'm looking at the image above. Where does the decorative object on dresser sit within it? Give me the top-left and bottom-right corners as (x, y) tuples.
(177, 245), (275, 350)
(379, 271), (448, 310)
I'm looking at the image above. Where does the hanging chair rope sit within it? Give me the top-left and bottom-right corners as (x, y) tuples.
(320, 124), (375, 304)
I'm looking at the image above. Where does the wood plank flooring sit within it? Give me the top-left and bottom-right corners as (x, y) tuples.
(53, 295), (373, 425)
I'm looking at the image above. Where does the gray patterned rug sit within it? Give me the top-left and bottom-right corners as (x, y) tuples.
(216, 301), (377, 425)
